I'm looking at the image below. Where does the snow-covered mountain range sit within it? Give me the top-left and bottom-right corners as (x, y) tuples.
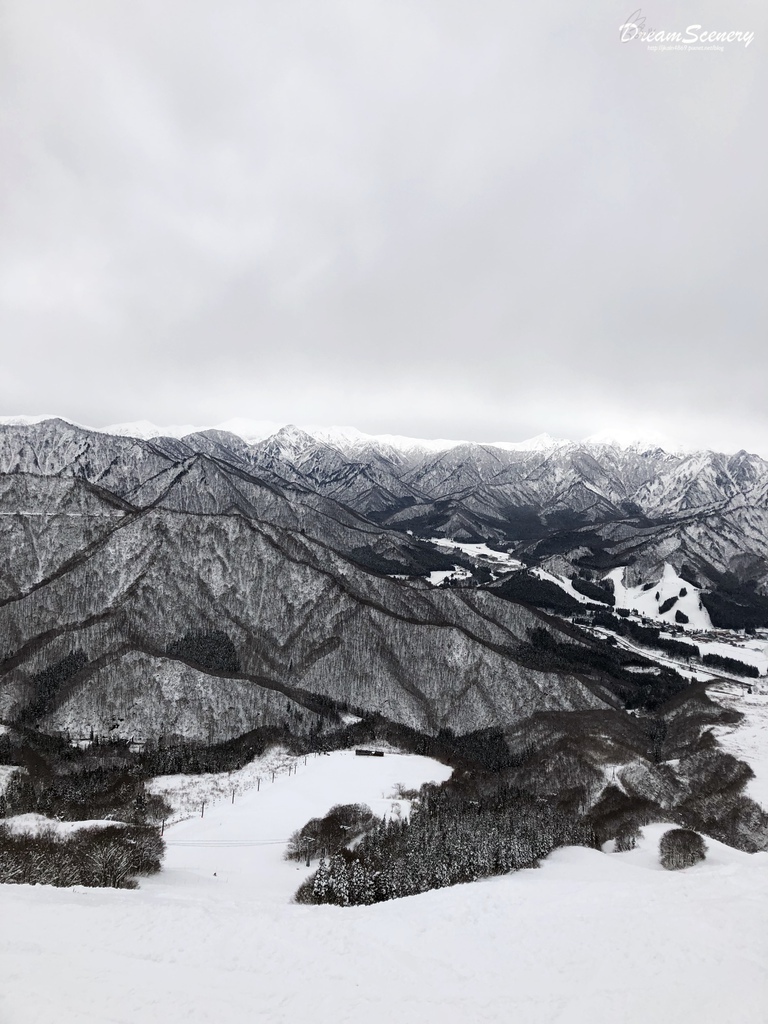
(1, 416), (767, 743)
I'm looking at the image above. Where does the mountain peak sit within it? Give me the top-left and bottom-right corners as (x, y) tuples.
(488, 432), (570, 453)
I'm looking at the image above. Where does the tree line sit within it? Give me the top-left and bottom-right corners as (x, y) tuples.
(294, 782), (595, 907)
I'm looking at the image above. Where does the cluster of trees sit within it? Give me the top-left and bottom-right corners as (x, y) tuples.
(700, 574), (768, 630)
(0, 729), (171, 824)
(519, 626), (690, 712)
(659, 828), (707, 870)
(294, 783), (595, 906)
(286, 803), (376, 864)
(570, 576), (615, 605)
(0, 823), (164, 888)
(493, 571), (582, 613)
(702, 652), (760, 678)
(167, 630), (240, 674)
(21, 650), (88, 723)
(592, 612), (698, 658)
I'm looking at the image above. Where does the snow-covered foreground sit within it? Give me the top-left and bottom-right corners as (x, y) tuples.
(2, 751), (767, 1024)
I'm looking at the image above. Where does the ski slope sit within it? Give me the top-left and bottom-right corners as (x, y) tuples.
(606, 563), (712, 630)
(1, 750), (767, 1024)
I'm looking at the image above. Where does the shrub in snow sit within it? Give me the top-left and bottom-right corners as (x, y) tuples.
(659, 828), (707, 870)
(614, 826), (641, 852)
(286, 803), (376, 864)
(589, 786), (660, 846)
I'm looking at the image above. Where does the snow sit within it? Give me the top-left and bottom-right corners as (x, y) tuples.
(102, 420), (201, 440)
(1, 814), (127, 836)
(531, 566), (593, 603)
(425, 538), (522, 570)
(426, 567), (472, 586)
(582, 428), (692, 454)
(487, 432), (570, 452)
(691, 637), (768, 675)
(340, 713), (363, 725)
(0, 764), (19, 796)
(420, 539), (521, 586)
(2, 751), (767, 1024)
(309, 425), (463, 454)
(146, 746), (300, 824)
(708, 682), (768, 808)
(606, 563), (713, 630)
(308, 427), (569, 454)
(0, 414), (82, 428)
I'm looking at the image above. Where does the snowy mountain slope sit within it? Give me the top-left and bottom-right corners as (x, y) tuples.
(5, 418), (768, 550)
(235, 424), (768, 599)
(0, 495), (608, 741)
(606, 563), (713, 629)
(3, 417), (768, 746)
(1, 751), (766, 1024)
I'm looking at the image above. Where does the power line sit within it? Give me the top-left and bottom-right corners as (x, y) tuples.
(166, 839), (287, 847)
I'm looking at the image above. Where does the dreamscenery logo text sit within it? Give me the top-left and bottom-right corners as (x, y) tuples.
(620, 10), (755, 51)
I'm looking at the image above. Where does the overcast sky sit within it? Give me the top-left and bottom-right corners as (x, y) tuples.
(1, 1), (766, 452)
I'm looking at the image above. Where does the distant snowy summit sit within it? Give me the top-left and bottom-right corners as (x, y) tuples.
(0, 415), (702, 457)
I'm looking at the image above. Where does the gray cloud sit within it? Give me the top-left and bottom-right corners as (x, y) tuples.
(1, 0), (766, 452)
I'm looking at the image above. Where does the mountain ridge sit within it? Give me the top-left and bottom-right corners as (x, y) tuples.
(3, 414), (746, 458)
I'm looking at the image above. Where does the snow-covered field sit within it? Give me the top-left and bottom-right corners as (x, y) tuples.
(1, 750), (767, 1024)
(425, 538), (522, 569)
(419, 539), (522, 586)
(146, 745), (300, 824)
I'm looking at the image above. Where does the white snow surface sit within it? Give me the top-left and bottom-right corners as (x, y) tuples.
(2, 750), (767, 1024)
(426, 538), (522, 570)
(606, 563), (713, 630)
(425, 567), (472, 586)
(708, 682), (768, 808)
(146, 745), (305, 824)
(532, 566), (593, 603)
(100, 420), (572, 454)
(1, 813), (126, 837)
(420, 539), (521, 586)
